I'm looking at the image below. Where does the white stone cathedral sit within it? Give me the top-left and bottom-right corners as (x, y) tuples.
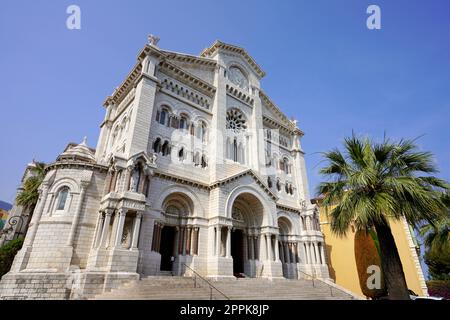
(0, 38), (329, 299)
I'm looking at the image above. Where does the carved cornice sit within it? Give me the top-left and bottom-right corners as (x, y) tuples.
(105, 62), (142, 107)
(200, 40), (266, 79)
(210, 169), (278, 201)
(153, 171), (210, 190)
(159, 60), (216, 98)
(154, 169), (278, 202)
(161, 50), (217, 68)
(45, 161), (108, 174)
(226, 84), (254, 107)
(260, 90), (304, 136)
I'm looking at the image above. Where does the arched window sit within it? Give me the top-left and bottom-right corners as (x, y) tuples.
(199, 122), (207, 143)
(56, 187), (70, 211)
(153, 138), (161, 153)
(157, 107), (170, 126)
(283, 157), (290, 174)
(289, 185), (293, 195)
(190, 124), (195, 136)
(267, 177), (273, 188)
(193, 152), (200, 166)
(179, 114), (188, 130)
(178, 147), (185, 161)
(276, 179), (281, 191)
(161, 141), (170, 156)
(265, 150), (271, 167)
(201, 155), (207, 168)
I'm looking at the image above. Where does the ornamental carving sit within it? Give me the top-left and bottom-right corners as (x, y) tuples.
(232, 208), (244, 221)
(229, 67), (248, 91)
(226, 109), (247, 133)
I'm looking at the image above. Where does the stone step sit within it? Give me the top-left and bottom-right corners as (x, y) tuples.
(93, 276), (355, 300)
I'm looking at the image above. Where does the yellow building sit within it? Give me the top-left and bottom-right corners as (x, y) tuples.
(313, 199), (428, 298)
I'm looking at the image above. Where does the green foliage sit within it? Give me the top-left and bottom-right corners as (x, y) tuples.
(15, 162), (46, 211)
(0, 237), (24, 278)
(419, 192), (450, 280)
(318, 135), (449, 236)
(318, 134), (449, 299)
(426, 280), (450, 299)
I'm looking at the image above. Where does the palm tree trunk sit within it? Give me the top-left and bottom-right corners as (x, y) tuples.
(374, 220), (411, 300)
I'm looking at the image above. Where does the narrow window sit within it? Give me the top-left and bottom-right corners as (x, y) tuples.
(56, 187), (69, 211)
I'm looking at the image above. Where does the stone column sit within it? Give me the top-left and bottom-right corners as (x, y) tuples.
(151, 223), (157, 251)
(182, 226), (187, 256)
(66, 182), (88, 246)
(114, 209), (127, 247)
(274, 235), (280, 261)
(193, 227), (199, 255)
(314, 242), (320, 264)
(157, 224), (164, 253)
(305, 242), (312, 265)
(285, 242), (291, 264)
(100, 210), (113, 248)
(215, 226), (221, 256)
(186, 227), (192, 255)
(254, 236), (259, 260)
(320, 243), (326, 265)
(279, 241), (285, 263)
(249, 235), (255, 260)
(24, 182), (49, 247)
(173, 227), (180, 256)
(190, 227), (196, 255)
(226, 227), (231, 258)
(93, 211), (104, 248)
(131, 211), (143, 249)
(266, 234), (273, 261)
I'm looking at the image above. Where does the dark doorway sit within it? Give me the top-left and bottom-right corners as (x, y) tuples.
(231, 229), (244, 275)
(160, 226), (176, 271)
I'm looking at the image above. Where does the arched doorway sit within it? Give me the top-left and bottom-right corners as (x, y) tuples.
(230, 192), (265, 277)
(278, 217), (298, 279)
(153, 192), (199, 274)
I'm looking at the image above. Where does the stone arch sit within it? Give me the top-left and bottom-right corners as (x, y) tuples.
(154, 185), (205, 218)
(49, 177), (80, 194)
(225, 185), (275, 227)
(226, 61), (250, 79)
(277, 216), (293, 236)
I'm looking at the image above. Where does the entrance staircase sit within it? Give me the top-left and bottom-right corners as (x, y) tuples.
(93, 276), (358, 300)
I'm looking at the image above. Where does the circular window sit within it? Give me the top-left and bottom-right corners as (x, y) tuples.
(226, 109), (247, 133)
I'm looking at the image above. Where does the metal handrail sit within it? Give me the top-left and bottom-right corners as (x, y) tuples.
(296, 268), (353, 298)
(181, 263), (230, 300)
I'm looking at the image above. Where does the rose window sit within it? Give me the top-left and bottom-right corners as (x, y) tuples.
(226, 109), (247, 133)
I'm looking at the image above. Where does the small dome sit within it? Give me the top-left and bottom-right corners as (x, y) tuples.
(57, 137), (96, 163)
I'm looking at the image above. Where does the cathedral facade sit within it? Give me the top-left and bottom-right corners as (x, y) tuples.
(0, 39), (329, 299)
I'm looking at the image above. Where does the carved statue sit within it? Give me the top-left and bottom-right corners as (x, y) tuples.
(130, 166), (140, 192)
(148, 34), (160, 46)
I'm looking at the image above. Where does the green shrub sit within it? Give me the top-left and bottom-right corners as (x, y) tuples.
(427, 280), (450, 299)
(0, 237), (24, 278)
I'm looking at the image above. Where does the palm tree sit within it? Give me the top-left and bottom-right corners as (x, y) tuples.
(419, 192), (450, 279)
(318, 135), (449, 300)
(15, 161), (46, 218)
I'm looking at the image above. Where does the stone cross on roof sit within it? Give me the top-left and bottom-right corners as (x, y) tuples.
(147, 34), (160, 47)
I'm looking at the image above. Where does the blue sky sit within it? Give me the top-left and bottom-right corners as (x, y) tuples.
(1, 0), (449, 204)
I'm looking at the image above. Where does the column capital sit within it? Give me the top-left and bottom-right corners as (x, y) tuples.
(105, 209), (114, 216)
(135, 211), (143, 219)
(118, 209), (128, 216)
